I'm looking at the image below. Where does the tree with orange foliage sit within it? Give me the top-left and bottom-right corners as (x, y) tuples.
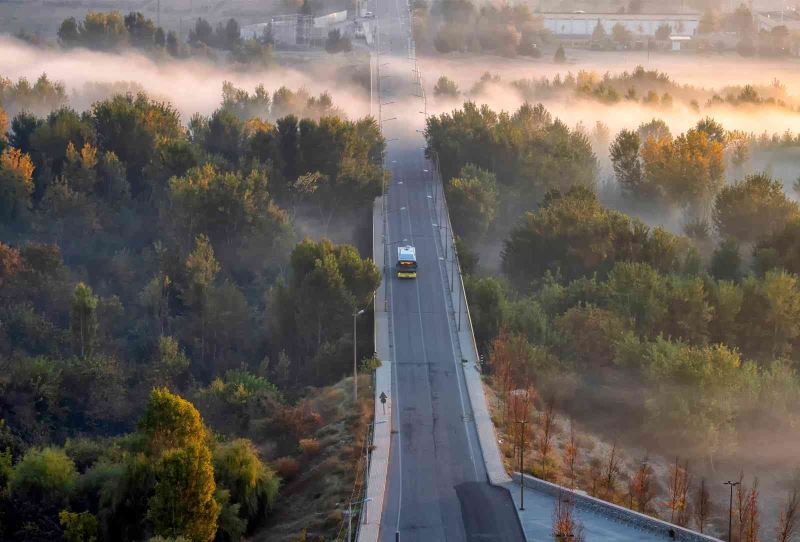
(553, 490), (585, 541)
(628, 457), (656, 513)
(0, 147), (35, 222)
(538, 397), (556, 480)
(563, 421), (578, 488)
(665, 457), (691, 525)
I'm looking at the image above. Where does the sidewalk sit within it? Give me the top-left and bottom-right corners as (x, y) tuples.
(505, 476), (722, 542)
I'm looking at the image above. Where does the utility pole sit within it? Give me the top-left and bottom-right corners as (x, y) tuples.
(724, 480), (740, 542)
(517, 419), (528, 510)
(353, 308), (366, 401)
(157, 0), (161, 28)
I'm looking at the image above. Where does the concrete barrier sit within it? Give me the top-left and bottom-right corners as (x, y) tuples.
(512, 473), (722, 542)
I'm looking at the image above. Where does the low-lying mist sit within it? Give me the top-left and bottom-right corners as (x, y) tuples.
(421, 53), (800, 141)
(0, 36), (373, 121)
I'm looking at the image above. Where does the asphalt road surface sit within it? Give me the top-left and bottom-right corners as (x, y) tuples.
(373, 2), (525, 540)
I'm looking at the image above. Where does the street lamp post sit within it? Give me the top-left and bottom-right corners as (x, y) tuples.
(353, 308), (366, 402)
(516, 419), (528, 511)
(724, 480), (740, 542)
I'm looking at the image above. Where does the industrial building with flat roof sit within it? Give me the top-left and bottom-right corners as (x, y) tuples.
(542, 12), (700, 37)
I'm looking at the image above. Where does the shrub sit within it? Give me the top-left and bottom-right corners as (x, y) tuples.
(273, 456), (300, 481)
(298, 438), (321, 458)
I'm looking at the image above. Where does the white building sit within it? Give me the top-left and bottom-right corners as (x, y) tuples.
(542, 12), (700, 37)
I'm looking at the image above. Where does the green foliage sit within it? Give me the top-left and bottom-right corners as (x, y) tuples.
(212, 439), (280, 524)
(9, 447), (77, 504)
(433, 76), (460, 98)
(713, 172), (799, 242)
(502, 187), (692, 285)
(711, 238), (741, 281)
(427, 103), (596, 215)
(59, 510), (98, 542)
(139, 387), (208, 454)
(445, 164), (498, 241)
(70, 282), (98, 359)
(609, 129), (642, 197)
(148, 442), (219, 542)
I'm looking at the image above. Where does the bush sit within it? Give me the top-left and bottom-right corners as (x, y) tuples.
(298, 438), (321, 458)
(273, 456), (300, 481)
(10, 447), (78, 504)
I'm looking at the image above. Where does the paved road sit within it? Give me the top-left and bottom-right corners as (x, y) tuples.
(373, 2), (524, 541)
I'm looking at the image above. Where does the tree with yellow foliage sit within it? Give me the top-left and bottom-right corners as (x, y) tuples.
(0, 147), (35, 222)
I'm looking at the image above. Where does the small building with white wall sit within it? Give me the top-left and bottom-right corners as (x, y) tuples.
(542, 12), (700, 37)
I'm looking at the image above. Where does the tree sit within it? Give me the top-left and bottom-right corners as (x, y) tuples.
(59, 510), (98, 542)
(557, 305), (627, 366)
(0, 147), (34, 222)
(609, 129), (643, 197)
(212, 439), (280, 525)
(655, 23), (672, 40)
(325, 29), (352, 53)
(182, 235), (220, 365)
(9, 447), (77, 505)
(640, 127), (725, 210)
(70, 282), (98, 359)
(592, 20), (608, 44)
(124, 12), (156, 48)
(91, 93), (182, 193)
(446, 164), (498, 241)
(695, 478), (712, 533)
(148, 443), (219, 542)
(611, 23), (633, 46)
(600, 441), (621, 499)
(563, 422), (578, 488)
(139, 387), (209, 454)
(433, 76), (460, 98)
(665, 457), (691, 525)
(552, 491), (585, 541)
(711, 238), (742, 282)
(776, 488), (799, 542)
(713, 173), (799, 243)
(58, 17), (81, 47)
(628, 458), (656, 513)
(553, 45), (566, 63)
(150, 336), (190, 386)
(168, 164), (287, 247)
(190, 18), (215, 46)
(538, 398), (556, 479)
(79, 11), (129, 50)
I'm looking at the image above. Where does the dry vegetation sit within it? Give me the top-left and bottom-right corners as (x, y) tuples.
(253, 375), (373, 542)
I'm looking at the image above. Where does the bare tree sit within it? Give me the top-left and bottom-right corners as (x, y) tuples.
(737, 472), (746, 542)
(742, 478), (759, 542)
(776, 487), (799, 542)
(666, 457), (690, 525)
(553, 490), (586, 542)
(538, 397), (556, 480)
(601, 441), (621, 500)
(628, 456), (656, 513)
(563, 420), (578, 488)
(694, 478), (713, 534)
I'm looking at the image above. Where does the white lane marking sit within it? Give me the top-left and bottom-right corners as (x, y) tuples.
(386, 157), (404, 536)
